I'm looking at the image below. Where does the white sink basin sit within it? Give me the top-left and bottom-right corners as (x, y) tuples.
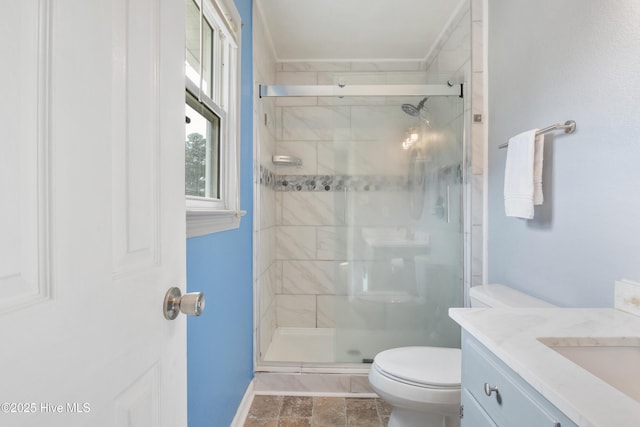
(538, 337), (640, 402)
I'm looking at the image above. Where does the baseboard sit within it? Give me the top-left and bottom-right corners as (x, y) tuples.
(230, 379), (255, 427)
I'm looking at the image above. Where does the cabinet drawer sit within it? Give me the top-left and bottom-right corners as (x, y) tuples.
(462, 389), (498, 427)
(462, 335), (575, 427)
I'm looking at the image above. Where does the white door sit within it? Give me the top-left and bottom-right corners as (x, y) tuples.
(0, 1), (186, 426)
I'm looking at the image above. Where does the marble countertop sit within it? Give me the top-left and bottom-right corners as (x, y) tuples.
(449, 307), (640, 427)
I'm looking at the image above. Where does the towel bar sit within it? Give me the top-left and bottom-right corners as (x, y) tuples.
(498, 120), (576, 149)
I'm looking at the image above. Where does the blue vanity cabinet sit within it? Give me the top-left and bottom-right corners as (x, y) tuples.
(461, 388), (498, 426)
(461, 331), (578, 427)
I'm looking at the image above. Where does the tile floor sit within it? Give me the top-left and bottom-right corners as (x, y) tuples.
(244, 395), (391, 427)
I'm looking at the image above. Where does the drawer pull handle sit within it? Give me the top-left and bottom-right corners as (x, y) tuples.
(484, 383), (499, 397)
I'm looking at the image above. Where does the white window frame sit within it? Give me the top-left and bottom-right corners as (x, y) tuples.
(186, 0), (244, 237)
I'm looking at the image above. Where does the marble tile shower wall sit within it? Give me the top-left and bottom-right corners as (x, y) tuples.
(253, 5), (279, 360)
(268, 62), (465, 331)
(469, 0), (485, 289)
(255, 0), (484, 353)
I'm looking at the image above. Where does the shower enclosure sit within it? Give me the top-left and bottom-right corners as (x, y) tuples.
(256, 83), (465, 366)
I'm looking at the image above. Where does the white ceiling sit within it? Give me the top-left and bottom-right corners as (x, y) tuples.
(256, 0), (462, 61)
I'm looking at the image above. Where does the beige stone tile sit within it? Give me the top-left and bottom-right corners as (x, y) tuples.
(278, 417), (312, 427)
(375, 398), (392, 425)
(247, 395), (283, 420)
(245, 395), (386, 427)
(345, 398), (381, 426)
(245, 419), (278, 427)
(312, 397), (346, 427)
(281, 396), (313, 418)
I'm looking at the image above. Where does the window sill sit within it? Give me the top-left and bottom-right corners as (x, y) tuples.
(186, 209), (246, 238)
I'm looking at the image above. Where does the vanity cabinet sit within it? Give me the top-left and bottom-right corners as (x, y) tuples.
(461, 332), (577, 427)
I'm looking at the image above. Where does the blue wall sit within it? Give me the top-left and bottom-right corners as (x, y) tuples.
(187, 0), (253, 425)
(487, 0), (640, 307)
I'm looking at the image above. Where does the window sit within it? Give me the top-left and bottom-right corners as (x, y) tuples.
(185, 92), (220, 199)
(184, 0), (243, 237)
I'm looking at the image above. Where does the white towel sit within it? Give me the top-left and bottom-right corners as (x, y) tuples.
(533, 132), (544, 205)
(504, 129), (544, 219)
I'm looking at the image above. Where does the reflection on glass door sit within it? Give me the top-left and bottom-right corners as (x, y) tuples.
(328, 95), (464, 363)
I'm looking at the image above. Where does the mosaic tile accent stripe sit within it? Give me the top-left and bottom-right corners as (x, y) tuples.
(260, 164), (407, 192)
(276, 174), (407, 192)
(260, 165), (277, 190)
(261, 164), (461, 192)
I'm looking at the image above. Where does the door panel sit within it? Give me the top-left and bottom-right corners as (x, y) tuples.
(0, 1), (186, 426)
(0, 0), (51, 313)
(111, 0), (161, 276)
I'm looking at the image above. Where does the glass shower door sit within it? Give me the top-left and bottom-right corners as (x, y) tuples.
(330, 94), (464, 363)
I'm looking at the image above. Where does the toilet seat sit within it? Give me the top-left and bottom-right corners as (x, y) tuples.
(369, 346), (461, 420)
(372, 346), (461, 389)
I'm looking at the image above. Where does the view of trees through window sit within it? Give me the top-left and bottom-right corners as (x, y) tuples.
(185, 131), (207, 197)
(185, 97), (220, 199)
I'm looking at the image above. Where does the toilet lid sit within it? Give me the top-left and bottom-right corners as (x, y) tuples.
(373, 346), (461, 388)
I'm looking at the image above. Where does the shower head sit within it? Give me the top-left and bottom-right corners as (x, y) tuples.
(401, 97), (428, 117)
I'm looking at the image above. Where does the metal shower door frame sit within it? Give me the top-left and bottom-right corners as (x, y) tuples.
(259, 83), (463, 98)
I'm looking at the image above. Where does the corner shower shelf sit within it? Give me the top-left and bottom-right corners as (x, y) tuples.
(272, 155), (302, 167)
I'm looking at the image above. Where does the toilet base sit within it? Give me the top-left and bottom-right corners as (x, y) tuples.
(387, 407), (461, 427)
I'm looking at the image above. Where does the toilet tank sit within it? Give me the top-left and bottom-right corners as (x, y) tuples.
(469, 284), (556, 308)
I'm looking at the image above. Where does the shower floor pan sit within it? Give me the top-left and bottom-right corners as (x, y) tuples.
(264, 328), (335, 363)
(263, 327), (426, 364)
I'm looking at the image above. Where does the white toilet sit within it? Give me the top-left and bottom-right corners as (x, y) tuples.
(368, 284), (555, 427)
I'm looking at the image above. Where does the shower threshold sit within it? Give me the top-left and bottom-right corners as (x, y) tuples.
(257, 328), (385, 395)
